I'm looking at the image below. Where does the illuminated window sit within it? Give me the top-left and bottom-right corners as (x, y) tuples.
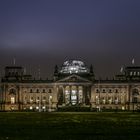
(11, 97), (15, 104)
(49, 96), (52, 102)
(30, 97), (33, 103)
(115, 97), (118, 104)
(108, 98), (112, 104)
(102, 98), (106, 104)
(95, 96), (99, 104)
(134, 71), (136, 76)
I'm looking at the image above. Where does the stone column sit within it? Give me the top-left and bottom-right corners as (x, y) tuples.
(63, 86), (65, 105)
(82, 86), (86, 105)
(70, 86), (72, 105)
(76, 86), (79, 104)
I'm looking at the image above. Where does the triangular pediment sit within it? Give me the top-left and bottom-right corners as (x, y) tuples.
(56, 74), (91, 83)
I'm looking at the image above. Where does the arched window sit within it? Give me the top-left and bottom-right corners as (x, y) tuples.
(96, 89), (100, 93)
(42, 89), (46, 93)
(36, 89), (39, 93)
(102, 89), (106, 93)
(115, 89), (118, 93)
(108, 89), (112, 93)
(48, 89), (52, 93)
(30, 89), (33, 93)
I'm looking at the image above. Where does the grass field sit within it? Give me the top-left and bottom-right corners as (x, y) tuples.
(0, 112), (140, 140)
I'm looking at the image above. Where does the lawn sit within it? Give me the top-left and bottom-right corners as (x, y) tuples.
(0, 112), (140, 140)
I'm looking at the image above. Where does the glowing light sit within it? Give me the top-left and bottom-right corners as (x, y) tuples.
(30, 106), (33, 110)
(60, 60), (89, 74)
(11, 97), (15, 104)
(42, 106), (46, 109)
(36, 106), (39, 109)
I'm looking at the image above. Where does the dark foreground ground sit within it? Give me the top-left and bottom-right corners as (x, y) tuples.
(0, 112), (140, 140)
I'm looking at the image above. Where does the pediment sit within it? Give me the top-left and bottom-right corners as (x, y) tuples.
(56, 74), (91, 83)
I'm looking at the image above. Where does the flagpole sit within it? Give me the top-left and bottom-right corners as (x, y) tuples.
(13, 58), (16, 65)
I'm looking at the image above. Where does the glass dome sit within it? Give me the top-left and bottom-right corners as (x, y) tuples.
(60, 60), (89, 74)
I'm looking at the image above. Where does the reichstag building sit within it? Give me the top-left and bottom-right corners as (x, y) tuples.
(0, 59), (140, 111)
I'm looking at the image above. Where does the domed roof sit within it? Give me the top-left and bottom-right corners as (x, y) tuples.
(60, 60), (89, 74)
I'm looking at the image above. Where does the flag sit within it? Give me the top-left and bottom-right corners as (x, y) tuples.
(120, 66), (123, 73)
(132, 58), (135, 65)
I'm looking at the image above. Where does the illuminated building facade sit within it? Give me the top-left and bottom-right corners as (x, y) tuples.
(0, 59), (140, 111)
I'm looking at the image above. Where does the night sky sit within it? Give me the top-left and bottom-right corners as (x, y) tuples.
(0, 0), (140, 79)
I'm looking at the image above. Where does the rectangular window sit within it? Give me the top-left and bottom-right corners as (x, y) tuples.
(134, 72), (136, 76)
(11, 97), (15, 104)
